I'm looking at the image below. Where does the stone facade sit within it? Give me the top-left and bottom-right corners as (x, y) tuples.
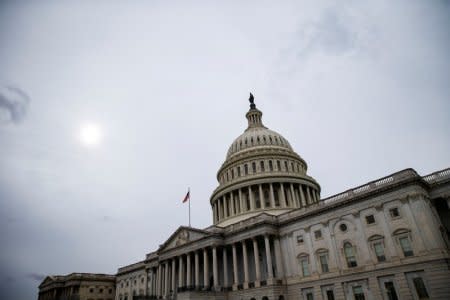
(114, 100), (450, 300)
(38, 273), (116, 300)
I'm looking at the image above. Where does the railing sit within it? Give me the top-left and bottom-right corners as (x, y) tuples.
(323, 168), (418, 204)
(422, 168), (450, 184)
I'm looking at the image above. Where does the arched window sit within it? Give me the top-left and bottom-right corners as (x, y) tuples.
(298, 254), (310, 276)
(344, 242), (357, 267)
(284, 161), (289, 171)
(316, 249), (329, 273)
(262, 297), (269, 300)
(237, 166), (241, 177)
(260, 161), (265, 171)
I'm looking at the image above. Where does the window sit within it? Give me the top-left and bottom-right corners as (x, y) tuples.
(90, 288), (94, 293)
(300, 257), (310, 276)
(374, 242), (386, 262)
(284, 161), (288, 171)
(297, 235), (304, 244)
(340, 223), (348, 232)
(252, 162), (256, 173)
(99, 288), (103, 293)
(389, 208), (400, 218)
(260, 161), (265, 171)
(319, 253), (329, 273)
(344, 243), (357, 267)
(365, 215), (375, 224)
(306, 293), (314, 300)
(353, 286), (365, 300)
(314, 230), (322, 239)
(326, 290), (335, 300)
(237, 166), (241, 177)
(406, 272), (430, 300)
(269, 160), (273, 171)
(399, 237), (414, 257)
(412, 277), (429, 299)
(244, 164), (248, 175)
(109, 289), (112, 294)
(277, 160), (281, 170)
(384, 282), (399, 300)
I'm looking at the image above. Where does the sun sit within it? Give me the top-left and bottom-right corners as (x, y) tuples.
(79, 122), (102, 147)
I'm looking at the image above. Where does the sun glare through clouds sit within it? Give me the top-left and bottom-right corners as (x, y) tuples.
(79, 122), (102, 147)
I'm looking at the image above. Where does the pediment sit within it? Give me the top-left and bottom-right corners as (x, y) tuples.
(159, 226), (210, 252)
(39, 276), (55, 287)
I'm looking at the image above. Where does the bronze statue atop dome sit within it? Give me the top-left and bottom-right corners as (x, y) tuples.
(249, 92), (256, 109)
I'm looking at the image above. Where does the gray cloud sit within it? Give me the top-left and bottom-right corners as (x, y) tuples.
(25, 273), (46, 282)
(0, 85), (30, 124)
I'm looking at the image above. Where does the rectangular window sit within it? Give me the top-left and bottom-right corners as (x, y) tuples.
(300, 259), (310, 276)
(314, 230), (322, 239)
(237, 166), (241, 177)
(365, 215), (375, 224)
(269, 160), (273, 171)
(260, 161), (265, 171)
(374, 242), (386, 262)
(399, 237), (414, 257)
(413, 278), (429, 299)
(297, 235), (304, 244)
(389, 207), (400, 218)
(319, 254), (329, 273)
(277, 160), (281, 170)
(252, 162), (256, 173)
(353, 286), (365, 300)
(284, 161), (289, 171)
(306, 293), (314, 300)
(326, 290), (335, 300)
(244, 164), (248, 175)
(384, 282), (399, 300)
(99, 288), (103, 293)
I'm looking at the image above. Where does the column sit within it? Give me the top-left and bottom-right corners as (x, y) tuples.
(290, 183), (298, 207)
(230, 193), (235, 215)
(223, 247), (229, 288)
(269, 183), (276, 207)
(213, 246), (219, 289)
(203, 248), (209, 289)
(264, 235), (274, 283)
(224, 196), (228, 218)
(280, 183), (287, 207)
(144, 268), (148, 296)
(259, 184), (265, 208)
(249, 186), (255, 210)
(239, 188), (244, 212)
(164, 261), (169, 297)
(306, 186), (312, 205)
(242, 240), (249, 289)
(274, 237), (284, 278)
(299, 185), (307, 207)
(194, 251), (200, 288)
(157, 264), (162, 297)
(186, 253), (192, 288)
(253, 237), (261, 287)
(171, 259), (176, 294)
(232, 244), (238, 290)
(178, 256), (184, 288)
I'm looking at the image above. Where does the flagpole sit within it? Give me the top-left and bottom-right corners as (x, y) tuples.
(188, 187), (191, 227)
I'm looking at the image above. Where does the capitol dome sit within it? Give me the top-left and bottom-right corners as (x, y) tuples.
(210, 95), (321, 227)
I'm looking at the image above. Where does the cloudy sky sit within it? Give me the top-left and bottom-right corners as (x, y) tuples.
(0, 1), (449, 299)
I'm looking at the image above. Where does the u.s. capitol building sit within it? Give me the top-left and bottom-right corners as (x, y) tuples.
(114, 99), (450, 300)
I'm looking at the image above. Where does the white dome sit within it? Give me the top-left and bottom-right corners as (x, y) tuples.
(226, 127), (293, 159)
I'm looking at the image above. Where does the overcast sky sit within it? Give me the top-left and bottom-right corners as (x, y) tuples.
(0, 1), (449, 299)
